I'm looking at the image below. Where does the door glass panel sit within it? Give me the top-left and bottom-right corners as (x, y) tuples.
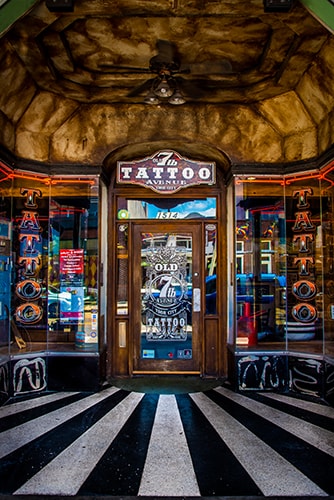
(116, 223), (129, 315)
(140, 232), (193, 360)
(205, 224), (217, 314)
(118, 197), (216, 219)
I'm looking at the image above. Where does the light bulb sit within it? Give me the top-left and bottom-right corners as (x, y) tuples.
(153, 78), (174, 98)
(169, 89), (186, 105)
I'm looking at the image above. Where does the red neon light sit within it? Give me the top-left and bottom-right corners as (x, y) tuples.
(0, 161), (96, 185)
(236, 159), (334, 186)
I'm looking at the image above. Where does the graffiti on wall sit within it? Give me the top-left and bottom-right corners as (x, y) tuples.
(289, 357), (323, 397)
(238, 355), (287, 390)
(325, 362), (334, 403)
(13, 357), (46, 395)
(0, 363), (9, 395)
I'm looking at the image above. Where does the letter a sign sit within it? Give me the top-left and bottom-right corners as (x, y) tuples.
(117, 150), (215, 193)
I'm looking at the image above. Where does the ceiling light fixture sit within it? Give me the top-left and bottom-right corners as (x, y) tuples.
(263, 0), (293, 12)
(46, 0), (74, 12)
(144, 73), (186, 106)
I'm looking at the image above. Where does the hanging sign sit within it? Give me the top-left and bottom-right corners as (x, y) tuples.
(117, 150), (215, 193)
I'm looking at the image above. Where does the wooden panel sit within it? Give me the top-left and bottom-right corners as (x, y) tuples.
(204, 317), (219, 376)
(114, 318), (129, 376)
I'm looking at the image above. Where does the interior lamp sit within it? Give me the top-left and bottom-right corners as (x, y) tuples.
(144, 91), (160, 105)
(168, 89), (186, 105)
(153, 77), (174, 98)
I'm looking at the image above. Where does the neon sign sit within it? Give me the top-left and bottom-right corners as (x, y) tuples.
(15, 188), (43, 325)
(291, 188), (317, 325)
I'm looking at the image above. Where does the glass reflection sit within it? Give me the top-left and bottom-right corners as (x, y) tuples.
(117, 197), (216, 219)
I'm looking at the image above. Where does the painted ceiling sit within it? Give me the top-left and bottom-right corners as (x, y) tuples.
(0, 0), (333, 170)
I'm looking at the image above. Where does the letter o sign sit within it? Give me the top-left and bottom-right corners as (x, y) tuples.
(15, 303), (43, 324)
(292, 280), (316, 300)
(198, 167), (211, 180)
(292, 303), (317, 323)
(15, 279), (42, 300)
(182, 168), (194, 180)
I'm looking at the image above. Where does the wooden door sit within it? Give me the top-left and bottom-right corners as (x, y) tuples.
(132, 223), (202, 374)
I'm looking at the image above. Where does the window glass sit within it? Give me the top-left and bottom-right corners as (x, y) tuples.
(117, 197), (216, 219)
(205, 224), (217, 314)
(7, 174), (99, 354)
(235, 178), (286, 348)
(321, 172), (334, 357)
(140, 232), (193, 360)
(0, 173), (12, 362)
(285, 179), (323, 350)
(12, 177), (49, 351)
(234, 174), (331, 355)
(48, 179), (99, 351)
(116, 223), (128, 315)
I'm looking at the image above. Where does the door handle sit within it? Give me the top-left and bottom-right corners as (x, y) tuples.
(193, 288), (201, 312)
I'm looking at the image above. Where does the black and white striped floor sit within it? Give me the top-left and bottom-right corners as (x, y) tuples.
(0, 385), (334, 497)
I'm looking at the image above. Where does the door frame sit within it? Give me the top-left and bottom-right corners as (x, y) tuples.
(108, 182), (227, 380)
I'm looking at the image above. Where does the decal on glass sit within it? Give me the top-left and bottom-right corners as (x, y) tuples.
(143, 244), (190, 341)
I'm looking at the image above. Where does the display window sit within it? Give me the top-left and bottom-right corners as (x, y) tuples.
(233, 169), (334, 357)
(0, 167), (100, 356)
(0, 174), (11, 366)
(234, 177), (286, 348)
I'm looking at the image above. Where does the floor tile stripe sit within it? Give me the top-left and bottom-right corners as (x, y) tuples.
(0, 392), (87, 432)
(245, 392), (334, 432)
(0, 385), (332, 497)
(176, 393), (261, 497)
(190, 392), (326, 497)
(0, 386), (119, 459)
(138, 394), (200, 497)
(260, 392), (334, 418)
(0, 391), (79, 417)
(208, 388), (334, 495)
(215, 386), (334, 457)
(78, 393), (159, 496)
(14, 392), (144, 496)
(0, 389), (129, 494)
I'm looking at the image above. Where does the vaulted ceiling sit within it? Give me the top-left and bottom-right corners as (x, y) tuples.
(0, 0), (333, 172)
